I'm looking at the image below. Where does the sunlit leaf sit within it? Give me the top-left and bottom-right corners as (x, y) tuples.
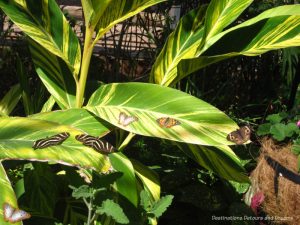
(86, 83), (238, 146)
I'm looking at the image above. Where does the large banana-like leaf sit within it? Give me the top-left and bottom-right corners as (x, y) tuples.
(0, 117), (111, 172)
(199, 0), (253, 50)
(179, 5), (300, 78)
(131, 159), (160, 201)
(0, 84), (21, 116)
(28, 39), (77, 109)
(93, 0), (166, 41)
(109, 153), (138, 206)
(0, 163), (21, 225)
(0, 0), (81, 76)
(81, 0), (112, 28)
(149, 6), (206, 86)
(178, 144), (249, 183)
(30, 108), (112, 137)
(86, 83), (238, 146)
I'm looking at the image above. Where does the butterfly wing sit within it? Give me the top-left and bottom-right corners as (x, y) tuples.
(227, 126), (251, 145)
(9, 209), (31, 223)
(240, 126), (251, 141)
(3, 203), (14, 222)
(119, 112), (137, 126)
(157, 117), (180, 128)
(118, 112), (126, 125)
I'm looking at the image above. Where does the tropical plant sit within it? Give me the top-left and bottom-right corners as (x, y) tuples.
(1, 0), (300, 224)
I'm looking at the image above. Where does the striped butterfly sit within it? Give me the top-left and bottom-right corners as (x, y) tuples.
(3, 202), (31, 223)
(118, 112), (138, 127)
(75, 134), (116, 154)
(157, 117), (181, 128)
(32, 132), (70, 149)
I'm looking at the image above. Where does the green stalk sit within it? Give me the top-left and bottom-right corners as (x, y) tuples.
(118, 133), (136, 151)
(76, 27), (95, 108)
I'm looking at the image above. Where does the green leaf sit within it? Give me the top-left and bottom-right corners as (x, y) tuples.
(0, 117), (111, 173)
(82, 0), (112, 28)
(266, 113), (283, 124)
(148, 195), (173, 218)
(41, 96), (56, 113)
(24, 163), (57, 215)
(270, 123), (286, 141)
(0, 0), (81, 76)
(86, 83), (238, 146)
(140, 190), (152, 212)
(200, 0), (253, 50)
(0, 84), (21, 116)
(179, 5), (300, 79)
(257, 123), (272, 136)
(93, 0), (165, 41)
(178, 144), (249, 183)
(292, 138), (300, 155)
(0, 163), (21, 225)
(149, 6), (206, 86)
(109, 153), (138, 206)
(96, 199), (129, 224)
(28, 39), (77, 109)
(30, 108), (111, 137)
(285, 122), (298, 137)
(70, 185), (94, 199)
(16, 54), (33, 115)
(131, 159), (160, 202)
(229, 180), (250, 194)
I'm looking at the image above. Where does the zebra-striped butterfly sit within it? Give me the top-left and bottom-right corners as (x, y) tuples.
(75, 134), (116, 154)
(32, 132), (70, 149)
(118, 112), (138, 127)
(3, 202), (31, 223)
(157, 117), (180, 128)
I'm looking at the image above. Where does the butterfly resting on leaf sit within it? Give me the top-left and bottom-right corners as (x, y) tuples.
(3, 202), (31, 223)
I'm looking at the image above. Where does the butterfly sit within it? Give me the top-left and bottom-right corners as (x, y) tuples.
(3, 202), (31, 223)
(227, 126), (251, 145)
(32, 132), (70, 149)
(75, 134), (116, 154)
(156, 117), (180, 128)
(118, 112), (138, 126)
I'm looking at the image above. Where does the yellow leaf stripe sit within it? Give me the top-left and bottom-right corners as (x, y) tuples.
(0, 0), (81, 76)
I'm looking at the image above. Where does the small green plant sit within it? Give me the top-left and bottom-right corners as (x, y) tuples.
(140, 190), (173, 225)
(257, 112), (299, 141)
(69, 172), (129, 225)
(257, 112), (300, 170)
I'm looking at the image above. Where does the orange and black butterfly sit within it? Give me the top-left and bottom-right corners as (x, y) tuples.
(156, 117), (180, 128)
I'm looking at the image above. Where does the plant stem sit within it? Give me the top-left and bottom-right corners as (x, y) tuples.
(118, 132), (136, 151)
(87, 197), (94, 225)
(76, 27), (95, 108)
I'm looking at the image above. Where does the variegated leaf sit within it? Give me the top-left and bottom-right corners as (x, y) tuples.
(179, 5), (300, 78)
(199, 0), (253, 50)
(30, 108), (112, 137)
(0, 0), (81, 76)
(0, 84), (21, 116)
(178, 144), (249, 183)
(0, 163), (21, 225)
(149, 6), (206, 86)
(86, 83), (238, 146)
(29, 39), (77, 109)
(0, 117), (111, 173)
(109, 152), (138, 206)
(93, 0), (166, 41)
